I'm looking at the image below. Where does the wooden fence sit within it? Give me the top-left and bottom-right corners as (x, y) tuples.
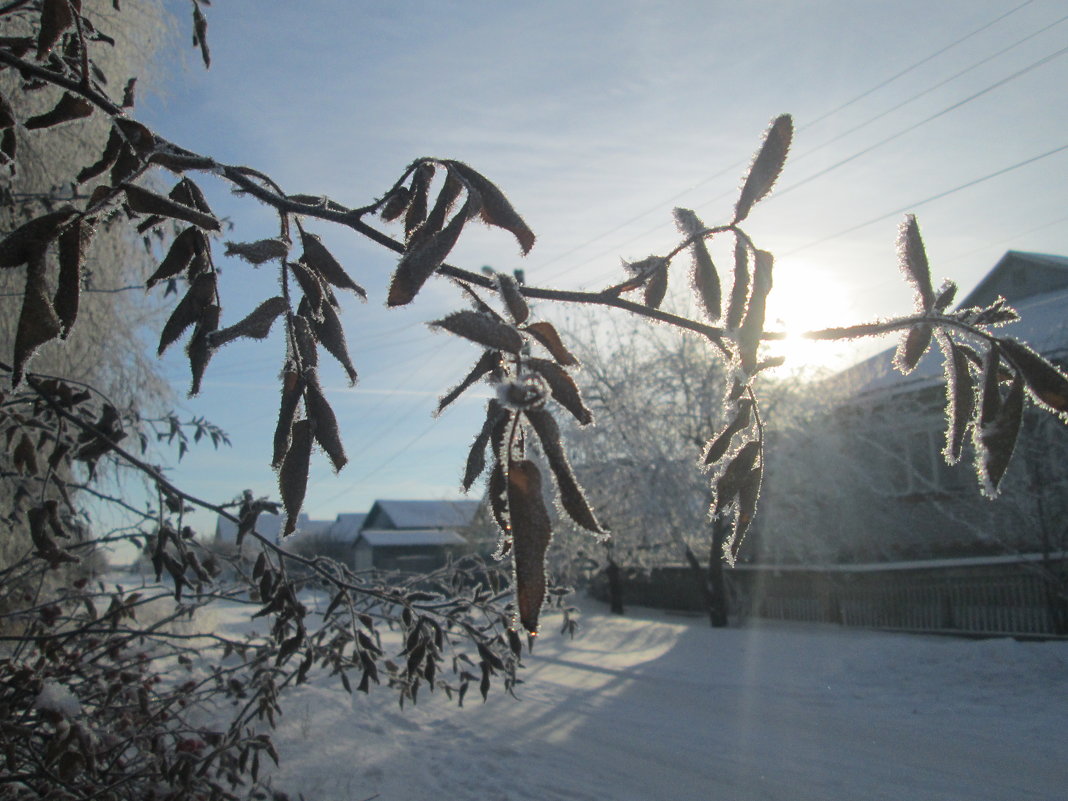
(594, 553), (1068, 637)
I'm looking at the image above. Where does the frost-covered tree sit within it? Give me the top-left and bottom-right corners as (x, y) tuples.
(3, 2), (1068, 799)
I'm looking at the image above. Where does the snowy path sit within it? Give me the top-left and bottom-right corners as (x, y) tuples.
(237, 602), (1067, 801)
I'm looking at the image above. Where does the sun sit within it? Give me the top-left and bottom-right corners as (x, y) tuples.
(761, 258), (856, 375)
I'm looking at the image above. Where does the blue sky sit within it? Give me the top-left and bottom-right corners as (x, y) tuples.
(134, 0), (1068, 534)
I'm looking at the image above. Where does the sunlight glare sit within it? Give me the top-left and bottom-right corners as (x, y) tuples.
(762, 258), (856, 375)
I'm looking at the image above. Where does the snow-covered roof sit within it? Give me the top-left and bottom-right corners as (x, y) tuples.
(956, 250), (1068, 309)
(355, 529), (468, 548)
(363, 499), (480, 530)
(214, 512), (331, 542)
(832, 257), (1068, 403)
(320, 512), (367, 541)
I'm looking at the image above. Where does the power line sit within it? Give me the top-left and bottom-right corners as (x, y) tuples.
(790, 11), (1068, 172)
(564, 39), (1068, 289)
(537, 0), (1041, 284)
(802, 0), (1036, 130)
(784, 143), (1068, 256)
(773, 43), (1068, 202)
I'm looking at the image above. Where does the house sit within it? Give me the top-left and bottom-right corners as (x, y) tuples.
(352, 499), (479, 572)
(754, 251), (1068, 565)
(213, 511), (332, 546)
(212, 499), (479, 571)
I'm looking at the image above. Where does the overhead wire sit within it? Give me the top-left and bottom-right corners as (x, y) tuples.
(567, 38), (1068, 289)
(536, 0), (1043, 285)
(783, 143), (1068, 256)
(771, 43), (1068, 203)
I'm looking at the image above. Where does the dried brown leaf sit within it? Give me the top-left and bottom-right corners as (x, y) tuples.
(997, 337), (1068, 416)
(299, 230), (365, 297)
(13, 256), (62, 386)
(311, 299), (357, 385)
(507, 459), (553, 634)
(439, 350), (502, 416)
(0, 90), (14, 129)
(702, 399), (753, 467)
(157, 273), (215, 355)
(1, 128), (15, 164)
(405, 163), (435, 237)
(209, 296), (288, 347)
(55, 217), (90, 337)
(897, 214), (935, 312)
(524, 357), (592, 426)
(279, 418), (312, 537)
(521, 321), (578, 366)
(115, 118), (157, 156)
(409, 169), (463, 250)
(109, 144), (140, 185)
(388, 201), (470, 307)
(734, 114), (792, 224)
(523, 407), (604, 534)
(643, 261), (669, 310)
(0, 207), (77, 268)
(713, 440), (760, 517)
(979, 372), (1024, 497)
(725, 238), (749, 331)
(933, 281), (957, 313)
(305, 377), (346, 471)
(496, 272), (529, 324)
(37, 0), (75, 59)
(24, 93), (91, 130)
(737, 250), (773, 373)
(430, 310), (524, 354)
(725, 463), (762, 566)
(13, 432), (39, 475)
(146, 227), (202, 287)
(124, 184), (220, 231)
(944, 340), (974, 464)
(690, 237), (720, 322)
(186, 304), (220, 396)
(273, 369), (306, 468)
(290, 313), (318, 370)
(289, 259), (326, 316)
(445, 160), (536, 254)
(893, 324), (932, 375)
(192, 3), (210, 67)
(463, 400), (507, 491)
(488, 457), (510, 553)
(224, 238), (288, 265)
(379, 185), (411, 222)
(77, 127), (122, 184)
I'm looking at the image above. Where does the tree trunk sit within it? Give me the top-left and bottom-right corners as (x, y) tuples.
(682, 545), (726, 627)
(606, 555), (625, 615)
(703, 517), (732, 627)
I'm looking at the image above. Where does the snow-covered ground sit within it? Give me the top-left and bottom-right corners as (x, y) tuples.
(204, 598), (1068, 801)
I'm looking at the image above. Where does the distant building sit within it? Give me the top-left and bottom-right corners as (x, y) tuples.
(212, 498), (479, 572)
(360, 499), (480, 531)
(353, 499), (479, 572)
(756, 251), (1068, 564)
(213, 512), (331, 545)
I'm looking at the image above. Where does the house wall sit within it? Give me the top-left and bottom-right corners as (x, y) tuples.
(355, 545), (462, 574)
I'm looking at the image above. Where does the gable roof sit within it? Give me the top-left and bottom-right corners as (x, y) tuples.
(323, 513), (367, 541)
(956, 251), (1068, 309)
(363, 499), (480, 530)
(833, 252), (1068, 402)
